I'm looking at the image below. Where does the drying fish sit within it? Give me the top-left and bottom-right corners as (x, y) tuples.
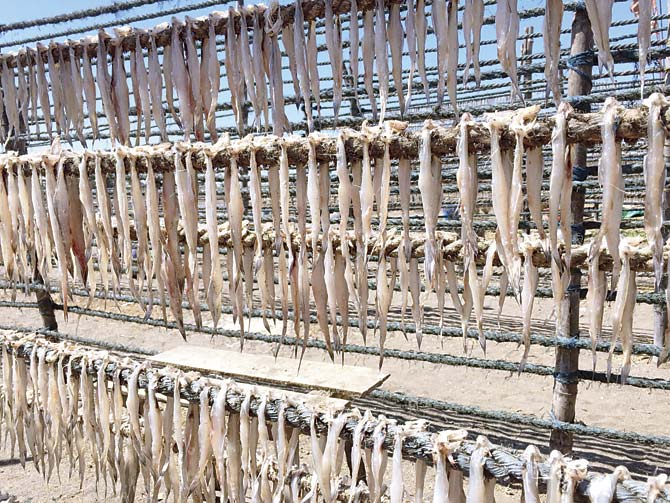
(509, 106), (540, 294)
(562, 460), (589, 503)
(174, 146), (202, 329)
(142, 150), (166, 322)
(525, 147), (546, 240)
(80, 38), (99, 141)
(162, 170), (186, 339)
(608, 240), (636, 383)
(111, 28), (131, 145)
(362, 9), (378, 120)
(646, 474), (668, 502)
(446, 0), (458, 112)
(521, 445), (542, 503)
(520, 237), (539, 372)
(404, 0), (416, 110)
(584, 0), (615, 77)
(204, 148), (223, 328)
(292, 0), (313, 132)
(548, 103), (573, 334)
(145, 31), (167, 142)
(418, 120), (441, 288)
(184, 17), (204, 140)
(496, 0), (522, 101)
(644, 93), (668, 291)
(34, 45), (52, 139)
(432, 0), (448, 108)
(466, 435), (493, 503)
(633, 0), (652, 96)
(457, 113), (478, 275)
(128, 152), (150, 310)
(133, 32), (153, 143)
(544, 0), (564, 104)
(416, 0), (429, 101)
(588, 466), (630, 503)
(171, 19), (194, 140)
(228, 146), (246, 345)
(463, 0), (484, 86)
(349, 0), (360, 108)
(487, 112), (516, 289)
(43, 151), (70, 318)
(387, 1), (405, 116)
(325, 0), (344, 121)
(586, 238), (607, 371)
(595, 98), (623, 287)
(306, 20), (320, 120)
(238, 9), (261, 130)
(96, 31), (119, 145)
(1, 59), (20, 139)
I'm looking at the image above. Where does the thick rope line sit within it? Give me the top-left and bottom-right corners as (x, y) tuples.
(1, 293), (663, 386)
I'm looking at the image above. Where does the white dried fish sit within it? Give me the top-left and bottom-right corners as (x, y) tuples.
(111, 28), (131, 145)
(446, 0), (459, 112)
(388, 2), (405, 116)
(80, 38), (99, 141)
(184, 17), (205, 140)
(608, 239), (636, 383)
(374, 0), (389, 122)
(463, 0), (484, 86)
(521, 445), (542, 503)
(496, 0), (522, 101)
(549, 103), (573, 335)
(133, 32), (153, 143)
(595, 98), (623, 287)
(520, 238), (539, 372)
(544, 0), (564, 104)
(362, 9), (378, 120)
(525, 147), (546, 240)
(643, 93), (668, 291)
(161, 23), (182, 130)
(95, 32), (119, 144)
(588, 466), (630, 503)
(147, 31), (168, 142)
(171, 19), (194, 140)
(546, 450), (564, 503)
(306, 19), (321, 121)
(561, 460), (589, 503)
(584, 0), (615, 78)
(418, 120), (441, 288)
(634, 0), (652, 96)
(204, 148), (223, 328)
(325, 0), (344, 122)
(293, 0), (314, 132)
(466, 435), (492, 503)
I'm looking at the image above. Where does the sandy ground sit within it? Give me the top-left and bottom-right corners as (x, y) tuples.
(0, 279), (668, 501)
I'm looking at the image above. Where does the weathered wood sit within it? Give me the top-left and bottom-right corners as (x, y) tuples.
(150, 345), (389, 400)
(550, 6), (592, 455)
(7, 102), (664, 177)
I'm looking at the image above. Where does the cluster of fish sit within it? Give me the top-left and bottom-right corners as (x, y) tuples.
(4, 334), (667, 503)
(0, 0), (652, 146)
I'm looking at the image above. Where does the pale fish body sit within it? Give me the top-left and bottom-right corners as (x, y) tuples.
(362, 10), (378, 120)
(388, 2), (405, 116)
(371, 417), (389, 503)
(111, 29), (131, 145)
(521, 445), (542, 503)
(293, 0), (314, 131)
(349, 0), (361, 106)
(586, 242), (607, 371)
(457, 113), (478, 272)
(404, 0), (416, 109)
(487, 112), (515, 284)
(608, 239), (636, 383)
(466, 435), (492, 503)
(204, 151), (223, 328)
(416, 0), (429, 101)
(584, 0), (615, 77)
(307, 136), (322, 253)
(588, 466), (630, 503)
(432, 0), (448, 107)
(348, 410), (371, 503)
(418, 120), (440, 288)
(129, 153), (150, 308)
(148, 31), (168, 141)
(596, 98), (623, 287)
(520, 238), (539, 372)
(525, 147), (546, 240)
(325, 0), (344, 122)
(645, 474), (668, 503)
(398, 158), (412, 332)
(171, 19), (194, 139)
(306, 20), (321, 119)
(446, 0), (459, 112)
(543, 0), (564, 104)
(144, 154), (166, 321)
(360, 130), (375, 254)
(643, 93), (668, 291)
(561, 459), (589, 503)
(546, 451), (565, 503)
(495, 0), (522, 100)
(162, 24), (183, 129)
(34, 44), (53, 138)
(210, 382), (229, 497)
(636, 0), (652, 96)
(133, 32), (153, 143)
(549, 103), (573, 334)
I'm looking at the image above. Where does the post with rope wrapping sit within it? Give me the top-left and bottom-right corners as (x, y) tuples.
(549, 4), (593, 454)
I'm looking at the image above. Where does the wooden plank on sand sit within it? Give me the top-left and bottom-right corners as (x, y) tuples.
(150, 345), (389, 400)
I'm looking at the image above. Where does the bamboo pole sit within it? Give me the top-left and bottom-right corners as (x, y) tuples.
(549, 5), (593, 454)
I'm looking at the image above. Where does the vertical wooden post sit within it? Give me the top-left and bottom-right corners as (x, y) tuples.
(549, 6), (593, 454)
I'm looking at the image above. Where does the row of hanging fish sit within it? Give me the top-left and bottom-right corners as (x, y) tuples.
(3, 333), (668, 503)
(0, 0), (649, 146)
(0, 98), (657, 376)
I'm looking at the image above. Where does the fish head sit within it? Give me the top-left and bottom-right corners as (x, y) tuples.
(612, 466), (630, 482)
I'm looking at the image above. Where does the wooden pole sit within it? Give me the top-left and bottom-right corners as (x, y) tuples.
(549, 5), (593, 454)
